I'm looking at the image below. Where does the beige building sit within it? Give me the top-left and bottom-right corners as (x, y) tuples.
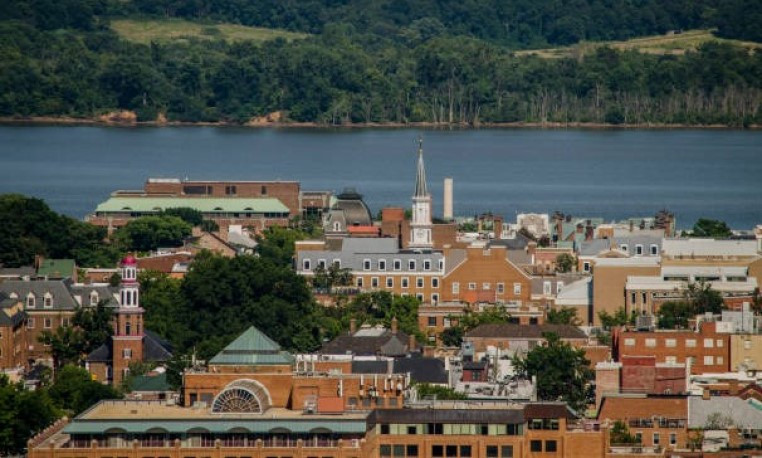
(591, 257), (661, 325)
(730, 334), (762, 371)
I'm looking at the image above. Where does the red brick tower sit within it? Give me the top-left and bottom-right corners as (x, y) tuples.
(112, 255), (144, 385)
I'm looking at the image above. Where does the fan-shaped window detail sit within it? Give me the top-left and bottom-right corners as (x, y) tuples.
(212, 379), (271, 414)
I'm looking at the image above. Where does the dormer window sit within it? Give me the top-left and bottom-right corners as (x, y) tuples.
(635, 244), (644, 256)
(26, 293), (35, 308)
(378, 259), (386, 271)
(90, 291), (99, 306)
(423, 259), (431, 271)
(363, 259), (372, 271)
(650, 244), (659, 255)
(408, 260), (416, 270)
(303, 259), (311, 271)
(43, 293), (53, 308)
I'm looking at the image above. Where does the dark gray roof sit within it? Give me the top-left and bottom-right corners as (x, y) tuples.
(463, 360), (488, 371)
(321, 330), (413, 357)
(87, 330), (173, 363)
(395, 357), (448, 384)
(0, 266), (35, 277)
(370, 408), (523, 425)
(465, 324), (587, 340)
(489, 233), (532, 250)
(0, 279), (78, 310)
(0, 294), (26, 327)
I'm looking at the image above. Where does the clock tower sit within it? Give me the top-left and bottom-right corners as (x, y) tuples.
(409, 138), (433, 250)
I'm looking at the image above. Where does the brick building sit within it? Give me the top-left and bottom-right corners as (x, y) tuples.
(614, 321), (730, 375)
(0, 294), (26, 368)
(463, 324), (588, 358)
(597, 394), (688, 449)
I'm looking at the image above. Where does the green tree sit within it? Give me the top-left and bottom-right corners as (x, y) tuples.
(163, 207), (203, 226)
(140, 270), (189, 347)
(555, 253), (576, 273)
(165, 353), (193, 391)
(415, 383), (467, 400)
(513, 332), (592, 412)
(610, 420), (639, 445)
(255, 226), (309, 266)
(115, 215), (192, 252)
(38, 302), (113, 369)
(441, 307), (514, 346)
(685, 281), (724, 314)
(656, 301), (693, 329)
(0, 374), (61, 456)
(337, 291), (422, 340)
(547, 307), (580, 325)
(200, 219), (219, 233)
(47, 366), (121, 416)
(598, 307), (637, 329)
(690, 218), (732, 238)
(38, 326), (83, 370)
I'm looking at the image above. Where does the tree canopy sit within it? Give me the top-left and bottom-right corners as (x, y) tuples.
(690, 218), (732, 238)
(115, 215), (192, 252)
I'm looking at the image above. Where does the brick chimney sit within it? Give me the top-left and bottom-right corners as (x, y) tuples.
(409, 334), (417, 352)
(350, 318), (357, 335)
(493, 216), (503, 240)
(391, 317), (398, 334)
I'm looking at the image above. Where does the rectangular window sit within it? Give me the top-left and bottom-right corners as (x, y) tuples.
(651, 244), (659, 255)
(500, 446), (513, 458)
(545, 441), (557, 453)
(686, 339), (696, 348)
(393, 445), (404, 457)
(645, 338), (656, 348)
(386, 277), (394, 288)
(424, 260), (431, 271)
(432, 293), (439, 303)
(380, 445), (391, 457)
(704, 338), (714, 348)
(716, 339), (723, 347)
(636, 244), (644, 255)
(665, 339), (676, 348)
(530, 441), (542, 452)
(428, 317), (437, 327)
(557, 281), (564, 292)
(432, 278), (439, 288)
(416, 293), (424, 302)
(669, 433), (676, 446)
(583, 262), (591, 272)
(497, 283), (504, 294)
(379, 260), (386, 271)
(432, 446), (443, 458)
(717, 356), (724, 365)
(406, 446), (418, 457)
(452, 282), (460, 294)
(363, 259), (371, 271)
(408, 260), (416, 270)
(665, 356), (677, 364)
(543, 281), (552, 295)
(356, 277), (363, 287)
(468, 283), (477, 291)
(482, 282), (491, 290)
(624, 337), (636, 346)
(653, 433), (660, 446)
(416, 277), (424, 288)
(445, 446), (457, 458)
(303, 259), (311, 271)
(123, 348), (132, 359)
(27, 318), (35, 329)
(371, 277), (379, 288)
(459, 446), (471, 458)
(486, 446), (498, 458)
(438, 260), (444, 270)
(704, 355), (714, 365)
(318, 259), (326, 269)
(394, 260), (402, 271)
(402, 277), (409, 288)
(631, 292), (637, 304)
(513, 283), (521, 295)
(44, 318), (52, 329)
(641, 292), (647, 304)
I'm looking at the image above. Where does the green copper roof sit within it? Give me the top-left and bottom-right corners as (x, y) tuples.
(37, 259), (75, 278)
(209, 326), (294, 366)
(64, 419), (367, 435)
(129, 373), (170, 392)
(95, 197), (289, 214)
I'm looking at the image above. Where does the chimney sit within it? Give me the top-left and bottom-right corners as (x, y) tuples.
(702, 388), (711, 400)
(350, 318), (357, 334)
(409, 333), (417, 351)
(443, 177), (453, 221)
(391, 317), (398, 334)
(493, 216), (503, 240)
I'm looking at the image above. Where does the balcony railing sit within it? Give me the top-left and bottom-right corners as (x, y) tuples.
(609, 445), (662, 455)
(61, 436), (362, 450)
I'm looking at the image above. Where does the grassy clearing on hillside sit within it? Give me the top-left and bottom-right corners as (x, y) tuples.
(111, 18), (308, 44)
(516, 29), (762, 59)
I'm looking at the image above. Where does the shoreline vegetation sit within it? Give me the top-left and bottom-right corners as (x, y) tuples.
(2, 114), (760, 130)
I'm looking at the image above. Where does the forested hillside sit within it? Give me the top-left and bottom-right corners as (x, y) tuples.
(1, 0), (760, 126)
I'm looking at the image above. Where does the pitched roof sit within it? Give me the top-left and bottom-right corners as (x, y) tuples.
(465, 324), (587, 340)
(86, 330), (172, 363)
(0, 279), (79, 310)
(130, 373), (171, 392)
(95, 197), (289, 214)
(209, 326), (293, 365)
(320, 329), (413, 357)
(688, 396), (762, 429)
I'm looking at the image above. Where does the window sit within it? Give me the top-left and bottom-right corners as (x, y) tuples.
(416, 277), (424, 288)
(530, 441), (542, 452)
(123, 348), (132, 359)
(406, 446), (418, 457)
(428, 317), (437, 327)
(332, 259), (341, 268)
(631, 292), (637, 304)
(500, 446), (513, 458)
(650, 244), (659, 255)
(303, 259), (311, 271)
(408, 260), (416, 270)
(717, 356), (724, 365)
(641, 292), (647, 304)
(665, 356), (677, 364)
(686, 339), (696, 348)
(363, 259), (371, 271)
(260, 185), (267, 195)
(653, 433), (660, 446)
(745, 340), (752, 350)
(583, 262), (591, 272)
(416, 293), (424, 302)
(394, 259), (402, 271)
(620, 244), (628, 253)
(125, 322), (131, 335)
(356, 277), (363, 287)
(545, 441), (557, 453)
(486, 446), (498, 458)
(402, 277), (409, 288)
(318, 259), (326, 269)
(379, 260), (387, 271)
(386, 277), (394, 288)
(62, 317), (70, 327)
(543, 281), (552, 295)
(716, 339), (723, 347)
(665, 339), (676, 348)
(497, 283), (504, 294)
(669, 433), (676, 446)
(635, 244), (644, 256)
(432, 446), (443, 458)
(634, 432), (642, 443)
(438, 260), (444, 270)
(513, 283), (521, 295)
(225, 185), (237, 195)
(452, 282), (460, 294)
(704, 355), (714, 365)
(557, 281), (564, 293)
(27, 318), (35, 329)
(468, 283), (477, 291)
(704, 338), (714, 348)
(44, 318), (52, 328)
(43, 293), (53, 308)
(645, 338), (656, 348)
(371, 277), (379, 288)
(424, 260), (431, 271)
(445, 446), (457, 458)
(432, 278), (439, 288)
(459, 446), (471, 458)
(482, 283), (491, 290)
(624, 338), (636, 346)
(90, 292), (99, 306)
(381, 445), (392, 457)
(432, 293), (439, 303)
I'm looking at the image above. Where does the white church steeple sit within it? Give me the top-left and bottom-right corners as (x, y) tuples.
(409, 137), (433, 250)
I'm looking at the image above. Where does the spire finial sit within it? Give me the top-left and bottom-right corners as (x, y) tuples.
(413, 135), (428, 198)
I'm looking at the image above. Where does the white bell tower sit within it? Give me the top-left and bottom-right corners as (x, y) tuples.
(409, 138), (433, 250)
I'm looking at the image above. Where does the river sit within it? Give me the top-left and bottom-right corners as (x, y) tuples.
(1, 126), (760, 229)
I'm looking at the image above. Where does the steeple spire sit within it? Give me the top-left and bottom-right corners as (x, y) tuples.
(414, 136), (429, 198)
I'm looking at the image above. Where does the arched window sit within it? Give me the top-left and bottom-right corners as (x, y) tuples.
(212, 379), (272, 414)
